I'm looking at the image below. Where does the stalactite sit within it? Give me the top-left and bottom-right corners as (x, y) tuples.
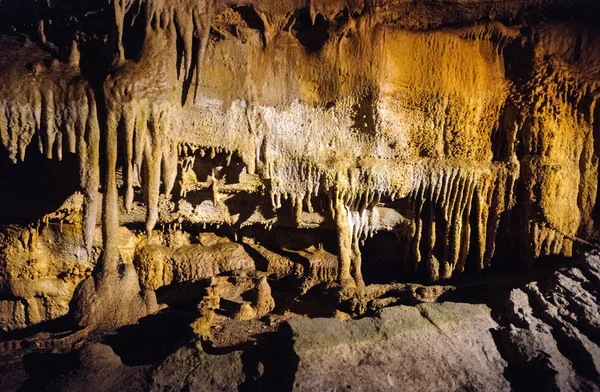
(0, 38), (100, 255)
(101, 23), (184, 245)
(401, 163), (518, 281)
(111, 0), (215, 103)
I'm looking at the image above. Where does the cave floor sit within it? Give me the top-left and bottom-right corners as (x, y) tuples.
(0, 255), (598, 392)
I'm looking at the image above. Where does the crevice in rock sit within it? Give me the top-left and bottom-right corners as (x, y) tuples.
(490, 327), (560, 392)
(103, 308), (195, 366)
(523, 284), (600, 385)
(291, 8), (329, 53)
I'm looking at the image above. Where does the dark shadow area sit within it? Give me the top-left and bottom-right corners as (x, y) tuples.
(180, 29), (200, 105)
(241, 242), (271, 272)
(361, 231), (403, 285)
(291, 8), (329, 53)
(293, 283), (340, 318)
(225, 193), (263, 230)
(249, 324), (299, 392)
(0, 316), (74, 342)
(122, 3), (146, 62)
(233, 4), (268, 47)
(0, 145), (80, 224)
(103, 308), (195, 366)
(192, 321), (299, 392)
(155, 280), (210, 310)
(267, 275), (304, 302)
(549, 326), (600, 384)
(239, 347), (262, 392)
(234, 5), (265, 32)
(268, 276), (340, 319)
(18, 351), (80, 392)
(490, 328), (560, 392)
(216, 298), (244, 318)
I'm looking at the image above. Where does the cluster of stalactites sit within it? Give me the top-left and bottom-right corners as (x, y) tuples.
(529, 221), (573, 258)
(101, 0), (216, 250)
(269, 160), (325, 224)
(459, 22), (519, 56)
(517, 65), (598, 256)
(106, 99), (179, 236)
(267, 158), (412, 222)
(312, 161), (519, 284)
(0, 48), (100, 255)
(111, 0), (213, 102)
(259, 163), (384, 285)
(406, 163), (518, 281)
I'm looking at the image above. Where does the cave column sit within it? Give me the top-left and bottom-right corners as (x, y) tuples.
(101, 107), (121, 275)
(333, 193), (355, 288)
(351, 236), (363, 287)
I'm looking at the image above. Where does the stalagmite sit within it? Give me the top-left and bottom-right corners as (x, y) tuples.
(333, 191), (354, 287)
(254, 276), (275, 317)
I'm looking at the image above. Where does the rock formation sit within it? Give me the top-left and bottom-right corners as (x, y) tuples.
(0, 0), (599, 390)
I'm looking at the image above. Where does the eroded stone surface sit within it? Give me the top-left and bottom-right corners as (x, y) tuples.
(288, 302), (509, 391)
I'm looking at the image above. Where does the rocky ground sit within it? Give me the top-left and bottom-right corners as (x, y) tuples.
(0, 251), (598, 391)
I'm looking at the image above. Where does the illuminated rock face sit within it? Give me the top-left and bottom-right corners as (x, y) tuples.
(0, 0), (599, 330)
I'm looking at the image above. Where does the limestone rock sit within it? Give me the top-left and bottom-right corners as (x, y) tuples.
(52, 343), (147, 392)
(0, 224), (91, 331)
(233, 303), (257, 321)
(253, 276), (275, 318)
(2, 0), (600, 295)
(0, 0), (600, 347)
(286, 302), (510, 391)
(70, 266), (158, 331)
(150, 344), (246, 392)
(496, 252), (600, 390)
(135, 240), (256, 291)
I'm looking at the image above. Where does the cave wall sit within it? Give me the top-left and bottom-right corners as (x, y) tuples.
(0, 0), (599, 330)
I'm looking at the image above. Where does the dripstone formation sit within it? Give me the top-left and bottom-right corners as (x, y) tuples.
(1, 1), (600, 390)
